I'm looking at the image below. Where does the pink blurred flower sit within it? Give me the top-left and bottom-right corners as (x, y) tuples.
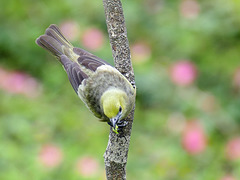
(232, 67), (240, 90)
(82, 28), (104, 51)
(60, 20), (80, 41)
(182, 121), (207, 155)
(131, 42), (151, 64)
(180, 0), (200, 19)
(0, 67), (10, 89)
(76, 156), (99, 177)
(38, 144), (63, 168)
(225, 137), (240, 160)
(21, 76), (42, 98)
(220, 174), (237, 180)
(0, 67), (42, 98)
(170, 60), (197, 86)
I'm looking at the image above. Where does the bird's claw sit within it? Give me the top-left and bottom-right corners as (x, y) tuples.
(108, 121), (128, 134)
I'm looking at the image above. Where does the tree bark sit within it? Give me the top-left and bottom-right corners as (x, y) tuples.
(102, 0), (135, 179)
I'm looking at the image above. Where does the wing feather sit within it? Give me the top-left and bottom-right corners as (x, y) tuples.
(73, 47), (111, 71)
(77, 56), (107, 71)
(60, 55), (88, 93)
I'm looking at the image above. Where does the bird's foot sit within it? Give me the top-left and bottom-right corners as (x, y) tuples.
(117, 121), (128, 128)
(107, 121), (128, 134)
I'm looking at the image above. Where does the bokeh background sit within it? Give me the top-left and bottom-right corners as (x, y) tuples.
(1, 0), (240, 179)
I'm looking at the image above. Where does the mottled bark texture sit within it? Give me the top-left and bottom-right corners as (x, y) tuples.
(103, 0), (135, 180)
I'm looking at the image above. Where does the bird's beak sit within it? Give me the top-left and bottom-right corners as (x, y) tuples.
(110, 117), (119, 130)
(110, 113), (121, 130)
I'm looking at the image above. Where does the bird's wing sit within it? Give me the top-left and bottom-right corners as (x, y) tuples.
(60, 55), (88, 93)
(73, 47), (111, 71)
(77, 55), (110, 71)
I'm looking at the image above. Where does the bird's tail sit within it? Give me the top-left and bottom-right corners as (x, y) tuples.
(36, 24), (74, 59)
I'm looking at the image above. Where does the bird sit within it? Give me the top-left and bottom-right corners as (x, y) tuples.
(36, 24), (136, 133)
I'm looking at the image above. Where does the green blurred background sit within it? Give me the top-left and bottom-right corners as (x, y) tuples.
(1, 0), (240, 179)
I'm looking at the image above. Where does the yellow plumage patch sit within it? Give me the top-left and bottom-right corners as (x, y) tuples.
(101, 88), (127, 119)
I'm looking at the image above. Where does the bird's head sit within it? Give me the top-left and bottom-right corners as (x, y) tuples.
(101, 88), (127, 131)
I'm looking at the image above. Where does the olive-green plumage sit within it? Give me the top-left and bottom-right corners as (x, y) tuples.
(36, 24), (136, 131)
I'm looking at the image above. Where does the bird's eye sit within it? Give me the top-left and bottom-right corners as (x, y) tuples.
(119, 106), (122, 112)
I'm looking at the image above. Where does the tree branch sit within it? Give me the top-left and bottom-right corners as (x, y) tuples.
(102, 0), (135, 179)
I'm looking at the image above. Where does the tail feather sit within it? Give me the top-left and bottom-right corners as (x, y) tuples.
(45, 25), (72, 49)
(35, 24), (73, 58)
(36, 35), (64, 57)
(48, 24), (70, 44)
